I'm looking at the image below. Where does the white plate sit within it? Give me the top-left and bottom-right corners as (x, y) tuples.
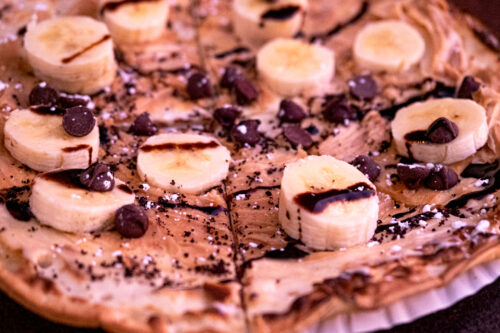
(303, 260), (500, 333)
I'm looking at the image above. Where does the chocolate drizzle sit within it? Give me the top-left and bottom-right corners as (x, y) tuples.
(214, 47), (250, 59)
(118, 184), (133, 194)
(264, 242), (308, 259)
(446, 160), (500, 209)
(100, 0), (159, 14)
(61, 35), (111, 64)
(294, 183), (375, 213)
(140, 141), (219, 152)
(40, 169), (86, 190)
(261, 6), (300, 20)
(30, 106), (65, 116)
(404, 130), (430, 143)
(61, 145), (93, 166)
(157, 197), (225, 216)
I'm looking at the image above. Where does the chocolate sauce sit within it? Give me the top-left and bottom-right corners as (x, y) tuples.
(294, 183), (375, 213)
(40, 169), (86, 190)
(310, 1), (368, 41)
(100, 0), (159, 14)
(261, 6), (300, 20)
(117, 184), (133, 194)
(404, 130), (430, 143)
(264, 242), (308, 259)
(62, 144), (90, 153)
(5, 200), (32, 221)
(140, 141), (219, 152)
(446, 160), (500, 209)
(61, 145), (93, 166)
(61, 35), (111, 64)
(214, 47), (250, 59)
(461, 160), (499, 178)
(30, 106), (65, 116)
(157, 198), (225, 216)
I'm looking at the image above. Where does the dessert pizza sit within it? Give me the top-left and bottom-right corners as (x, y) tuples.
(0, 0), (499, 332)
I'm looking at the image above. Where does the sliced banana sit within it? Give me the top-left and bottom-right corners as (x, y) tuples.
(99, 0), (170, 45)
(137, 133), (231, 194)
(353, 20), (425, 72)
(24, 16), (116, 94)
(392, 98), (488, 164)
(30, 172), (135, 233)
(4, 109), (99, 172)
(279, 155), (379, 250)
(233, 0), (308, 46)
(256, 38), (334, 96)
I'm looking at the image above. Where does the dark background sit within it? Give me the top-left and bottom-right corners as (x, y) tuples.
(1, 1), (499, 332)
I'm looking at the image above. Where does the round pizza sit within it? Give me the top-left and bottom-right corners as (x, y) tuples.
(0, 0), (499, 332)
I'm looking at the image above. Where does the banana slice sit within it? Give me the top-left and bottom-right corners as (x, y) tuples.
(137, 133), (231, 194)
(233, 0), (308, 46)
(392, 98), (488, 164)
(99, 0), (170, 45)
(4, 109), (99, 172)
(24, 16), (116, 94)
(256, 38), (334, 96)
(353, 20), (425, 72)
(30, 172), (135, 233)
(279, 155), (379, 250)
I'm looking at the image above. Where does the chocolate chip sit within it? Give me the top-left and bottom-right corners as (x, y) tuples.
(234, 76), (258, 105)
(187, 72), (213, 100)
(351, 155), (381, 182)
(426, 117), (459, 144)
(231, 119), (260, 145)
(214, 106), (241, 128)
(348, 75), (377, 100)
(426, 165), (459, 190)
(221, 66), (240, 88)
(397, 163), (431, 190)
(29, 83), (58, 106)
(62, 106), (96, 137)
(282, 124), (313, 148)
(322, 95), (356, 124)
(132, 112), (158, 136)
(114, 204), (149, 238)
(457, 76), (480, 99)
(278, 99), (306, 122)
(6, 200), (32, 221)
(80, 163), (115, 192)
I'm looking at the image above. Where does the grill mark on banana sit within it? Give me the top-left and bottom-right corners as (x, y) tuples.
(61, 34), (111, 64)
(3, 109), (99, 172)
(137, 133), (231, 194)
(279, 156), (379, 250)
(392, 98), (489, 164)
(30, 171), (135, 233)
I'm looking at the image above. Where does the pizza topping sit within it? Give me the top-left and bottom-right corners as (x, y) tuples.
(80, 163), (115, 192)
(29, 83), (58, 106)
(214, 106), (241, 128)
(279, 156), (378, 250)
(348, 75), (377, 100)
(426, 165), (459, 190)
(457, 76), (480, 99)
(350, 155), (381, 182)
(425, 117), (459, 143)
(114, 204), (149, 238)
(233, 76), (259, 105)
(278, 99), (306, 122)
(131, 112), (158, 136)
(220, 66), (241, 88)
(231, 119), (261, 146)
(282, 124), (313, 148)
(187, 72), (213, 100)
(62, 106), (96, 137)
(397, 163), (431, 189)
(322, 95), (356, 124)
